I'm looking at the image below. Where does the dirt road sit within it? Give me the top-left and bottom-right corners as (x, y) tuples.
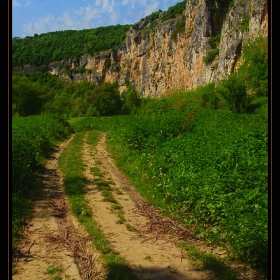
(13, 132), (214, 280)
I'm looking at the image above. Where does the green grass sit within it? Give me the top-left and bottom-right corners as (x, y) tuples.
(178, 242), (238, 280)
(126, 224), (136, 232)
(44, 265), (64, 280)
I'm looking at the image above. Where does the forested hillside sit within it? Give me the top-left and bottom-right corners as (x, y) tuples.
(12, 25), (131, 67)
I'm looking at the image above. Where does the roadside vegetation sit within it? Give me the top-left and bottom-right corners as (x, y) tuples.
(12, 114), (73, 262)
(12, 30), (268, 280)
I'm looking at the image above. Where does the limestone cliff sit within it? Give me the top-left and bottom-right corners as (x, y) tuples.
(37, 0), (269, 97)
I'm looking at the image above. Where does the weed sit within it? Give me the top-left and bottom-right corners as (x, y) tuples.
(90, 166), (101, 176)
(45, 265), (63, 276)
(144, 255), (152, 262)
(115, 188), (124, 195)
(126, 224), (136, 232)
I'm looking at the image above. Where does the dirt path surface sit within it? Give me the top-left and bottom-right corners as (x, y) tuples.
(13, 132), (214, 280)
(13, 136), (104, 280)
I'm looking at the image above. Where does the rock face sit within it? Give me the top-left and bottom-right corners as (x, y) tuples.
(26, 0), (269, 97)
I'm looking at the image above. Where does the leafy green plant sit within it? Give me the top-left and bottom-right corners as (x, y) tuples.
(160, 0), (187, 22)
(12, 24), (131, 67)
(105, 57), (111, 69)
(94, 82), (123, 116)
(121, 84), (141, 115)
(237, 36), (268, 99)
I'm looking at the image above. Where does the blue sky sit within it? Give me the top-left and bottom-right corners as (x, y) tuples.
(12, 0), (184, 38)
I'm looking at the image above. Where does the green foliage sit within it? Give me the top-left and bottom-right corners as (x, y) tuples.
(120, 84), (141, 115)
(71, 67), (87, 74)
(12, 75), (45, 116)
(12, 114), (73, 262)
(203, 48), (219, 64)
(105, 57), (111, 70)
(240, 14), (249, 32)
(215, 73), (249, 113)
(12, 24), (131, 67)
(171, 17), (186, 42)
(208, 33), (221, 49)
(237, 36), (268, 98)
(148, 9), (162, 22)
(216, 35), (268, 115)
(206, 0), (233, 13)
(161, 0), (187, 22)
(85, 105), (100, 117)
(94, 82), (123, 116)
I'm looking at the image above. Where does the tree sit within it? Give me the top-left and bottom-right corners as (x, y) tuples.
(12, 75), (45, 116)
(121, 84), (141, 115)
(94, 82), (123, 116)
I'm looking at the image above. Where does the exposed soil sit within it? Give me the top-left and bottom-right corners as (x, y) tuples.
(13, 135), (104, 280)
(12, 132), (259, 280)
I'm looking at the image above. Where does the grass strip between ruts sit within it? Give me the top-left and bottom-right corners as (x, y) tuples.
(58, 130), (138, 280)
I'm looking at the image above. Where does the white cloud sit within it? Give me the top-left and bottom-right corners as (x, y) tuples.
(121, 0), (129, 5)
(109, 10), (119, 25)
(21, 4), (106, 37)
(12, 0), (20, 7)
(95, 0), (102, 6)
(145, 1), (160, 16)
(76, 4), (99, 23)
(22, 14), (57, 35)
(25, 0), (31, 6)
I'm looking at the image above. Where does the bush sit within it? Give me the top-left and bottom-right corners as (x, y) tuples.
(215, 73), (249, 113)
(94, 82), (123, 116)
